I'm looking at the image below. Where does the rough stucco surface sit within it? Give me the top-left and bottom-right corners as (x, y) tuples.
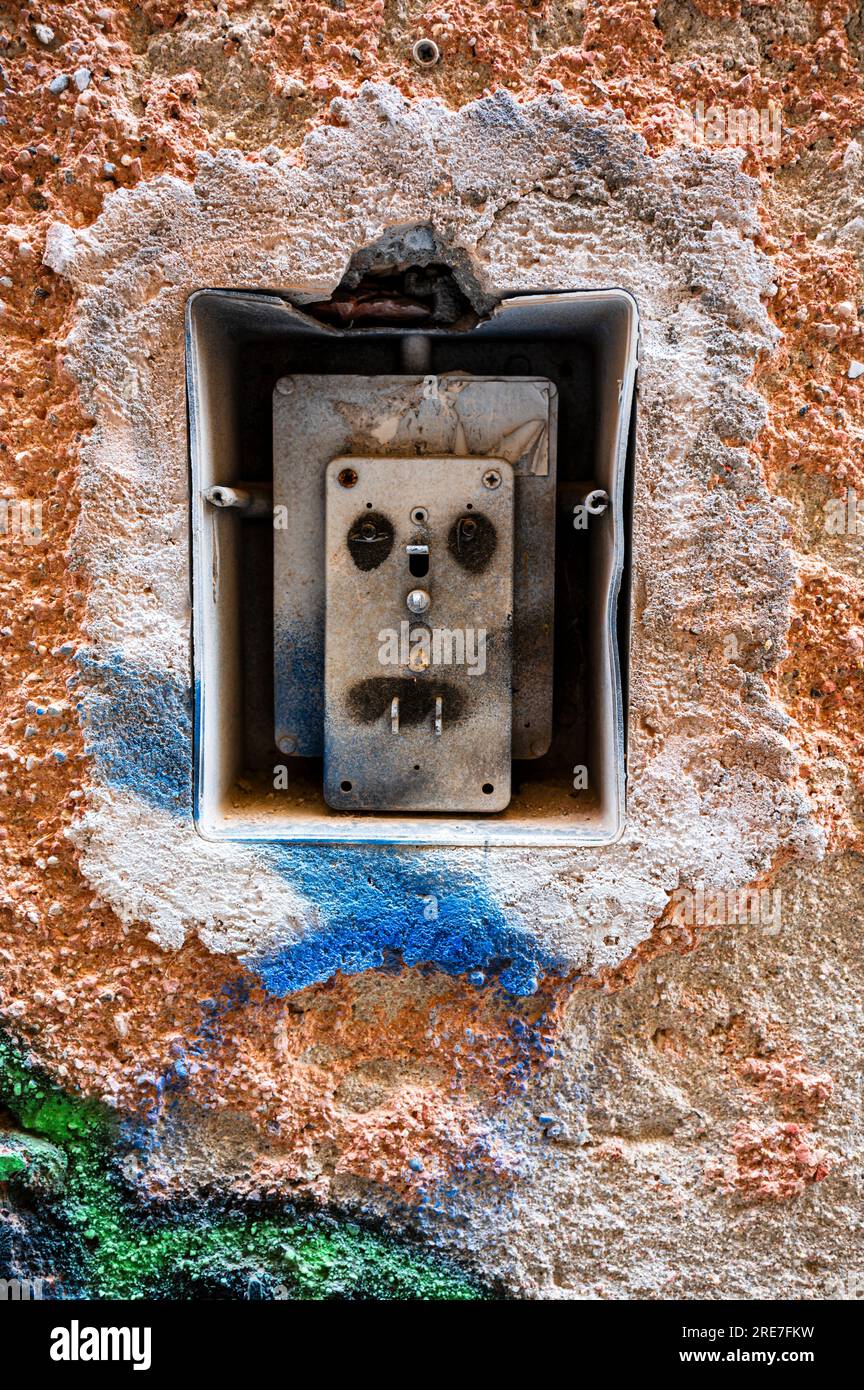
(44, 90), (820, 972)
(0, 1), (863, 1300)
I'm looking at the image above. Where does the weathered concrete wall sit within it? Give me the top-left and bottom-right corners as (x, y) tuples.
(0, 1), (862, 1299)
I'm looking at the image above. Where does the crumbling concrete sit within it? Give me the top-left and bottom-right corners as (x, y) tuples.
(1, 1), (862, 1300)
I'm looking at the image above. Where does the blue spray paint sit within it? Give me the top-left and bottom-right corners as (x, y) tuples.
(74, 650), (193, 814)
(247, 847), (564, 996)
(73, 656), (563, 996)
(273, 620), (324, 754)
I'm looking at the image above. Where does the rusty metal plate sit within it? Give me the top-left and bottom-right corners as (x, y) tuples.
(273, 374), (556, 761)
(323, 456), (514, 813)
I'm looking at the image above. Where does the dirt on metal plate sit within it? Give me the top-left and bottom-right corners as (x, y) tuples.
(323, 455), (514, 813)
(273, 374), (557, 762)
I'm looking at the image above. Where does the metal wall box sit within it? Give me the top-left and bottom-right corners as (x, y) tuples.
(187, 284), (638, 846)
(273, 374), (558, 763)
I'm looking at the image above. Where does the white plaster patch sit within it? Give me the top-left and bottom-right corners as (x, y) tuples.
(48, 84), (823, 975)
(70, 788), (312, 955)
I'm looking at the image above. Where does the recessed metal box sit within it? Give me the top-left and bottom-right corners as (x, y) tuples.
(186, 285), (638, 846)
(273, 373), (558, 764)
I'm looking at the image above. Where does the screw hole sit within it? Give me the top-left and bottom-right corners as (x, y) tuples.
(466, 502), (474, 510)
(411, 507), (428, 524)
(482, 783), (494, 795)
(337, 468), (358, 489)
(340, 780), (353, 792)
(366, 500), (373, 508)
(413, 764), (420, 771)
(412, 38), (440, 66)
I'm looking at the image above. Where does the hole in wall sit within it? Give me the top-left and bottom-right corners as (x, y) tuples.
(302, 225), (486, 331)
(187, 222), (637, 844)
(305, 263), (477, 329)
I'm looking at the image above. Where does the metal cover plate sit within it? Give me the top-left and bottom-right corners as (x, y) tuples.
(323, 456), (514, 813)
(273, 375), (556, 761)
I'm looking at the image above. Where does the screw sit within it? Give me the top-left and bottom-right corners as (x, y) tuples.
(277, 734), (297, 754)
(406, 588), (430, 615)
(337, 467), (358, 488)
(275, 378), (295, 395)
(412, 38), (440, 66)
(482, 469), (502, 489)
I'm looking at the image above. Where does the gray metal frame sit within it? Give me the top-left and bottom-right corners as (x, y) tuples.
(186, 287), (638, 846)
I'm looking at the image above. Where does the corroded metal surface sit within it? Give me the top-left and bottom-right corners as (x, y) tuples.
(323, 456), (514, 812)
(273, 373), (557, 761)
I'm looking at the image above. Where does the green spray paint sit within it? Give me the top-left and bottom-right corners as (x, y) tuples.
(0, 1150), (27, 1181)
(0, 1034), (490, 1300)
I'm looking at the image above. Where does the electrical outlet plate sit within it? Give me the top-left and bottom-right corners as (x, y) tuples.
(323, 455), (514, 813)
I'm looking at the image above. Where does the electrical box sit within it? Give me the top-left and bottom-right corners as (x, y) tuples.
(272, 373), (559, 813)
(186, 284), (638, 846)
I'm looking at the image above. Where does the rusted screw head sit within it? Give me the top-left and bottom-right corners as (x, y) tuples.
(412, 38), (440, 66)
(337, 467), (358, 488)
(482, 469), (502, 490)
